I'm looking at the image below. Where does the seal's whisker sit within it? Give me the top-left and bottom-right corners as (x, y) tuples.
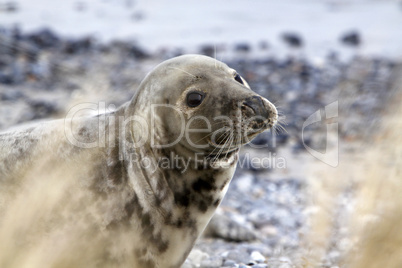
(217, 130), (232, 144)
(272, 101), (286, 109)
(206, 141), (221, 158)
(273, 123), (287, 134)
(272, 126), (279, 136)
(207, 130), (232, 160)
(192, 125), (232, 144)
(220, 138), (231, 160)
(276, 119), (288, 129)
(224, 134), (235, 159)
(211, 129), (230, 146)
(277, 120), (287, 128)
(169, 67), (196, 78)
(276, 109), (285, 116)
(210, 131), (230, 152)
(272, 124), (279, 135)
(194, 132), (214, 144)
(214, 133), (232, 161)
(218, 53), (225, 68)
(214, 44), (217, 69)
(277, 115), (287, 123)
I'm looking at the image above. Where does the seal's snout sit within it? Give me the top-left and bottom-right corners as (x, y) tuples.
(242, 96), (277, 129)
(242, 96), (268, 119)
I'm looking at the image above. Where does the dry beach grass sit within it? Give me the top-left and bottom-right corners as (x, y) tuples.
(305, 74), (402, 268)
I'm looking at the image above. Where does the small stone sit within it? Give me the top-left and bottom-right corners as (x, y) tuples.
(224, 250), (251, 263)
(0, 89), (24, 101)
(187, 249), (209, 265)
(205, 214), (256, 242)
(328, 250), (341, 264)
(340, 31), (361, 46)
(129, 44), (150, 59)
(281, 33), (303, 47)
(26, 28), (60, 49)
(0, 1), (18, 12)
(0, 73), (16, 85)
(200, 256), (223, 268)
(235, 43), (251, 52)
(181, 259), (193, 268)
(250, 251), (266, 263)
(278, 256), (293, 267)
(253, 264), (268, 268)
(222, 259), (238, 267)
(260, 225), (278, 236)
(259, 40), (269, 50)
(131, 11), (145, 21)
(28, 100), (58, 120)
(62, 37), (93, 54)
(200, 45), (215, 57)
(235, 174), (254, 193)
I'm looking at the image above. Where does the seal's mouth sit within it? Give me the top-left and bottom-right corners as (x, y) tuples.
(207, 121), (277, 149)
(244, 115), (278, 140)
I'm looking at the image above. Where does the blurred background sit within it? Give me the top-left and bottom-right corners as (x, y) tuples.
(0, 0), (401, 267)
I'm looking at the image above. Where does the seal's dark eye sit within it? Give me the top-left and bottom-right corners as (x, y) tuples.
(186, 92), (205, 107)
(234, 73), (244, 84)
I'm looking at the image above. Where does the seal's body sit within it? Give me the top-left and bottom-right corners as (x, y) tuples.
(0, 55), (277, 268)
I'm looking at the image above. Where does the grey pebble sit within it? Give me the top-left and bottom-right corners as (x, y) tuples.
(181, 260), (193, 268)
(206, 213), (256, 242)
(223, 250), (251, 263)
(252, 264), (268, 268)
(200, 256), (223, 268)
(187, 249), (209, 265)
(250, 251), (266, 263)
(222, 259), (238, 267)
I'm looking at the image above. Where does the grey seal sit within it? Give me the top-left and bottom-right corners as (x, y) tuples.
(0, 54), (277, 268)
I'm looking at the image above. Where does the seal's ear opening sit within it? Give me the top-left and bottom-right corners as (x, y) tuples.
(186, 91), (205, 107)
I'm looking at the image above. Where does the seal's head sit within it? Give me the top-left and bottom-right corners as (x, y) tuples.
(129, 54), (278, 157)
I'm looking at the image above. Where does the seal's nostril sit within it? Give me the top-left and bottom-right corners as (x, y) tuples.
(242, 96), (268, 118)
(242, 102), (256, 116)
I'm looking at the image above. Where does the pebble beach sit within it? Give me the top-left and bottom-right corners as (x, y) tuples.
(1, 1), (401, 267)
